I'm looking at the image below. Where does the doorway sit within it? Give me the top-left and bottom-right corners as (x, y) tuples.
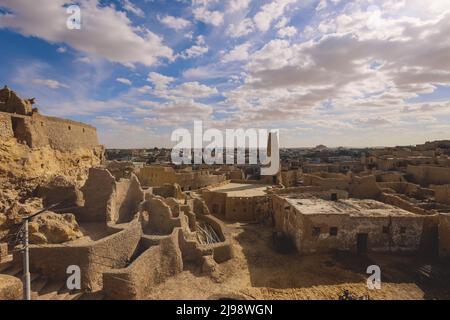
(357, 233), (368, 254)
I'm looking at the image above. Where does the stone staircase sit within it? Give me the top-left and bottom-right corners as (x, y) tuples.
(0, 260), (104, 300)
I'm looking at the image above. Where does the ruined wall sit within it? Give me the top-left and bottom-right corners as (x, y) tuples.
(77, 168), (115, 222)
(407, 165), (450, 186)
(302, 173), (350, 190)
(152, 183), (184, 199)
(378, 182), (434, 199)
(201, 191), (227, 217)
(76, 169), (144, 224)
(0, 112), (13, 139)
(25, 220), (142, 290)
(137, 166), (225, 190)
(439, 213), (450, 259)
(273, 196), (424, 254)
(28, 114), (99, 151)
(349, 175), (382, 199)
(433, 185), (450, 205)
(281, 170), (300, 187)
(376, 172), (405, 182)
(380, 193), (434, 215)
(103, 232), (183, 300)
(109, 175), (144, 224)
(225, 196), (271, 222)
(0, 112), (99, 151)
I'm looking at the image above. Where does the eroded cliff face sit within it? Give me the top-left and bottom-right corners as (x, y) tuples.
(0, 136), (104, 243)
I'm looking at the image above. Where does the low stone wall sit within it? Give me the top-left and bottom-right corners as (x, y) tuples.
(439, 213), (450, 259)
(23, 220), (142, 290)
(103, 231), (183, 300)
(407, 165), (450, 186)
(380, 193), (434, 215)
(378, 182), (434, 199)
(433, 185), (450, 205)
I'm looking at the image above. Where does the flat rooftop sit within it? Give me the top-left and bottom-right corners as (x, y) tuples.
(282, 196), (418, 217)
(208, 183), (270, 197)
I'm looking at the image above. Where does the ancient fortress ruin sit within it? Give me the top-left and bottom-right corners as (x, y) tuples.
(1, 87), (450, 300)
(0, 86), (98, 151)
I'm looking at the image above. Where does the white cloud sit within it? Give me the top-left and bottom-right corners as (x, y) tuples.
(228, 0), (252, 13)
(56, 47), (66, 53)
(0, 0), (172, 66)
(32, 78), (69, 89)
(178, 36), (209, 59)
(147, 72), (175, 89)
(116, 77), (132, 85)
(158, 15), (192, 31)
(226, 18), (254, 38)
(253, 0), (296, 32)
(170, 82), (219, 98)
(222, 43), (252, 63)
(122, 0), (145, 17)
(192, 2), (224, 26)
(277, 26), (297, 38)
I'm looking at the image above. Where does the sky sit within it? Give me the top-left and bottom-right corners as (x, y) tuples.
(1, 0), (450, 148)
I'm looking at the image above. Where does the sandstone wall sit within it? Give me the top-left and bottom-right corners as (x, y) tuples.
(23, 220), (142, 290)
(433, 185), (450, 205)
(137, 166), (225, 190)
(0, 112), (13, 139)
(439, 213), (450, 259)
(273, 196), (424, 254)
(0, 111), (99, 151)
(407, 165), (450, 186)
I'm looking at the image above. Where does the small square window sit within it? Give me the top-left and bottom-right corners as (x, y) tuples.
(312, 227), (321, 237)
(382, 226), (389, 234)
(329, 227), (338, 236)
(400, 227), (407, 234)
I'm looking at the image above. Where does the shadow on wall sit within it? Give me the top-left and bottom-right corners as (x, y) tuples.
(234, 223), (433, 290)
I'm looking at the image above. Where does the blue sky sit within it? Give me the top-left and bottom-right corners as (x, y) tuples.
(1, 0), (450, 148)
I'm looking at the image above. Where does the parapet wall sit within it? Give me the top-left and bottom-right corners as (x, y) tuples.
(407, 165), (450, 186)
(0, 111), (99, 151)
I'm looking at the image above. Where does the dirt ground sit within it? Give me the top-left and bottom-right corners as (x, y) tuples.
(147, 222), (450, 300)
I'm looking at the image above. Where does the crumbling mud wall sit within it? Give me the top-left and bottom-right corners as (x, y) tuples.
(152, 183), (184, 199)
(407, 165), (450, 186)
(302, 173), (350, 190)
(0, 112), (13, 139)
(22, 220), (142, 290)
(380, 193), (434, 216)
(433, 185), (450, 205)
(137, 166), (226, 191)
(349, 175), (382, 199)
(439, 213), (450, 259)
(378, 182), (434, 199)
(273, 196), (425, 254)
(77, 169), (144, 224)
(0, 110), (98, 151)
(103, 231), (183, 300)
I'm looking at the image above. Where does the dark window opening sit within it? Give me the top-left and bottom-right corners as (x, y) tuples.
(382, 226), (389, 234)
(400, 227), (406, 234)
(312, 227), (321, 237)
(68, 125), (71, 130)
(329, 227), (338, 236)
(331, 193), (338, 201)
(357, 233), (368, 254)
